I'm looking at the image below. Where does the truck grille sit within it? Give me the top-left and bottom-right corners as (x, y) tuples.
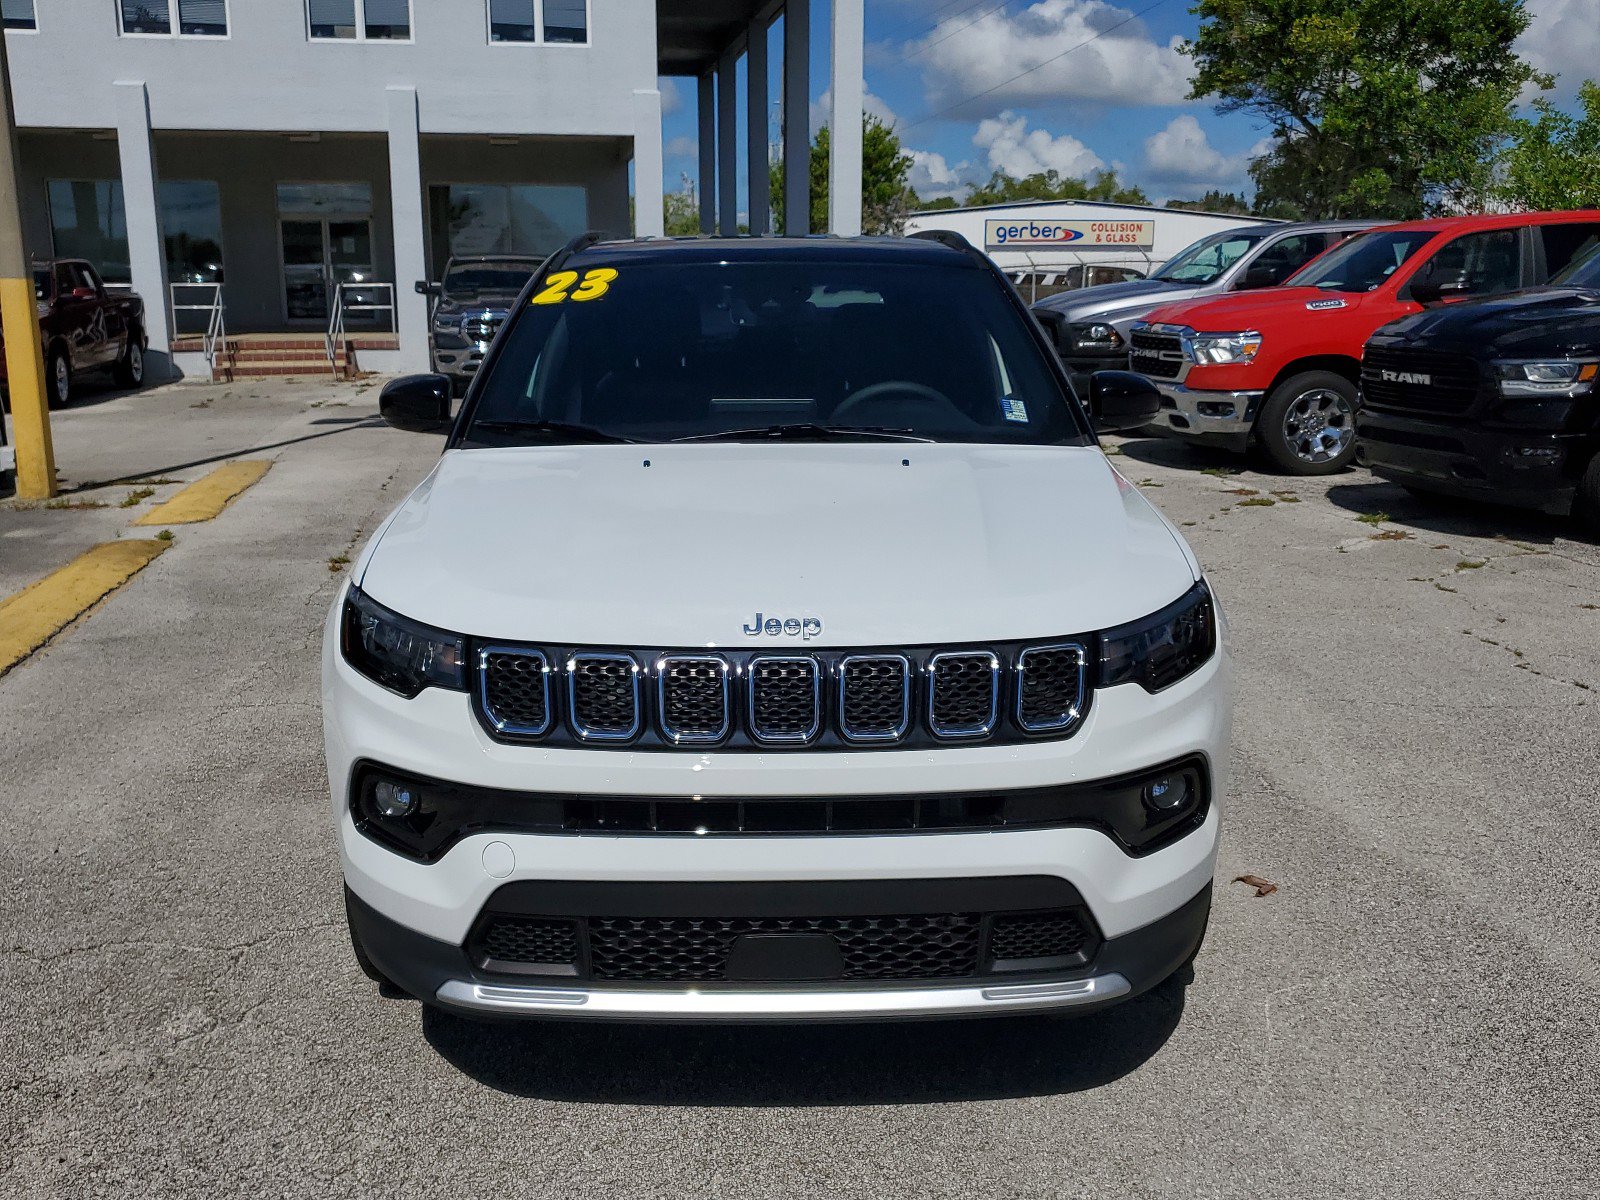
(471, 905), (1098, 983)
(1129, 329), (1186, 380)
(1361, 347), (1482, 415)
(462, 314), (505, 342)
(478, 640), (1090, 751)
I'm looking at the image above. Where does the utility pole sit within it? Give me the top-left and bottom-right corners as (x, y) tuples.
(0, 28), (55, 500)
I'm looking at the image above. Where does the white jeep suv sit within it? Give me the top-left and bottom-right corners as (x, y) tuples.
(323, 232), (1230, 1022)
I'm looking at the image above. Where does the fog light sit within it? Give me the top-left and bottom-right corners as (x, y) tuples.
(374, 780), (417, 818)
(1197, 402), (1237, 418)
(1143, 775), (1191, 812)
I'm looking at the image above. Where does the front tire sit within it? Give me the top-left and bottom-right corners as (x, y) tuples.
(46, 347), (72, 409)
(1255, 370), (1359, 475)
(1577, 452), (1600, 537)
(113, 335), (145, 388)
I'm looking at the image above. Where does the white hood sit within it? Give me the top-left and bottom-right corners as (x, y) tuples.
(358, 443), (1198, 647)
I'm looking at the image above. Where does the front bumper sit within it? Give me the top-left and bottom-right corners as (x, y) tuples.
(1149, 382), (1264, 450)
(349, 881), (1212, 1021)
(1356, 410), (1585, 516)
(431, 342), (491, 387)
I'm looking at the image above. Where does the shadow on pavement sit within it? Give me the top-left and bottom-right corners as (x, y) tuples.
(1110, 436), (1260, 475)
(420, 978), (1187, 1106)
(1324, 477), (1593, 547)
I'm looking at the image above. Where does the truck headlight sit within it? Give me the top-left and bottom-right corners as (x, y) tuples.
(1188, 331), (1262, 365)
(432, 311), (463, 335)
(1100, 582), (1217, 692)
(1069, 322), (1123, 352)
(341, 586), (467, 697)
(1495, 359), (1598, 397)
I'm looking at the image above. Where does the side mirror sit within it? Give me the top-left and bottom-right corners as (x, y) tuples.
(1089, 370), (1162, 433)
(69, 286), (98, 300)
(1239, 266), (1279, 290)
(1410, 273), (1471, 305)
(380, 374), (452, 432)
(1032, 307), (1067, 349)
(415, 280), (442, 296)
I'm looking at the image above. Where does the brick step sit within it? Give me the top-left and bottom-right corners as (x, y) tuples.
(226, 349), (348, 364)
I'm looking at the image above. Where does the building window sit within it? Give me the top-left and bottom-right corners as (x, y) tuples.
(427, 183), (587, 276)
(542, 0), (586, 43)
(2, 0), (37, 31)
(119, 1), (228, 37)
(47, 179), (226, 287)
(163, 181), (226, 283)
(308, 0), (410, 41)
(488, 0), (535, 42)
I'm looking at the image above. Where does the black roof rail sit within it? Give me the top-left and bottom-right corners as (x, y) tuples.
(907, 227), (990, 265)
(545, 230), (608, 272)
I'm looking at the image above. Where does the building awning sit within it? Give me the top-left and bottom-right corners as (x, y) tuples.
(657, 0), (772, 74)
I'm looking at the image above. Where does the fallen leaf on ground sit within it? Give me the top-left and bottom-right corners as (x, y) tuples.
(1233, 874), (1279, 897)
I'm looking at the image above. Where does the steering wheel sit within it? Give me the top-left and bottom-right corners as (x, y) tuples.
(832, 380), (960, 425)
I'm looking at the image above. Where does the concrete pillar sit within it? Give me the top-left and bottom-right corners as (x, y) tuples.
(782, 0), (810, 235)
(717, 47), (739, 236)
(113, 81), (172, 380)
(697, 72), (716, 234)
(829, 0), (864, 237)
(632, 88), (665, 238)
(746, 19), (770, 237)
(385, 86), (429, 373)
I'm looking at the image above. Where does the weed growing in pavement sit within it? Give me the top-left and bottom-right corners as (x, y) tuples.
(1226, 487), (1260, 496)
(1581, 603), (1599, 610)
(1200, 466), (1242, 477)
(45, 498), (109, 510)
(328, 554), (352, 573)
(1138, 478), (1164, 487)
(119, 487), (155, 508)
(1435, 583), (1458, 592)
(1370, 530), (1412, 540)
(1355, 511), (1389, 526)
(1238, 497), (1276, 507)
(154, 530), (174, 542)
(1270, 490), (1301, 502)
(129, 477), (181, 486)
(1101, 444), (1122, 455)
(1457, 560), (1486, 570)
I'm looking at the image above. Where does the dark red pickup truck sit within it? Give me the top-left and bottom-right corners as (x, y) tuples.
(0, 259), (147, 407)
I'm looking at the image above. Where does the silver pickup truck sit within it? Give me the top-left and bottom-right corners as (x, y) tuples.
(1031, 220), (1378, 385)
(417, 255), (541, 396)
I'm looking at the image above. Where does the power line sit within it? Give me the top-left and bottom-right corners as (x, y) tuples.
(900, 1), (1015, 64)
(902, 0), (1176, 131)
(873, 0), (998, 47)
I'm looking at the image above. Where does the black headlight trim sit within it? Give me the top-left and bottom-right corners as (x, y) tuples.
(341, 585), (468, 698)
(1098, 581), (1217, 694)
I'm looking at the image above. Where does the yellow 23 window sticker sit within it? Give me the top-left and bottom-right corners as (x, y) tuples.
(531, 267), (619, 306)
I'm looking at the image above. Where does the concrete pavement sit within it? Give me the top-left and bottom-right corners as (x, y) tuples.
(0, 395), (1596, 1197)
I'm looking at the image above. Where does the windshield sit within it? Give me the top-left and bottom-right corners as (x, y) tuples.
(443, 263), (538, 297)
(32, 268), (50, 300)
(1551, 242), (1600, 289)
(1287, 229), (1436, 293)
(1153, 231), (1266, 284)
(463, 259), (1090, 447)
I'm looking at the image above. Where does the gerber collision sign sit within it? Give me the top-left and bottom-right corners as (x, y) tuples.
(984, 218), (1155, 249)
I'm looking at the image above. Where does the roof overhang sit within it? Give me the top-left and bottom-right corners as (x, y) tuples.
(657, 0), (779, 76)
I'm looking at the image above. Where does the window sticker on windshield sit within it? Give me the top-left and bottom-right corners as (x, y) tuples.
(531, 267), (618, 306)
(1001, 395), (1029, 423)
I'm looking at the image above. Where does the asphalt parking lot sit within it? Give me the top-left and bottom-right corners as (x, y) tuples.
(2, 379), (1597, 1197)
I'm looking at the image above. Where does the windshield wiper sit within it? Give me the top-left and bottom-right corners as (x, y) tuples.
(674, 423), (933, 444)
(471, 419), (636, 444)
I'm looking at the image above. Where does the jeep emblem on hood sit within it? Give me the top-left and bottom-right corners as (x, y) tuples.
(743, 612), (823, 639)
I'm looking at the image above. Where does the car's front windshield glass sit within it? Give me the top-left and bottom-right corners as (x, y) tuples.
(1551, 243), (1600, 289)
(1152, 232), (1266, 284)
(444, 264), (536, 297)
(462, 258), (1091, 447)
(1287, 229), (1436, 293)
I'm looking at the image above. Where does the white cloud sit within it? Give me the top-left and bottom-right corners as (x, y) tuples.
(1140, 115), (1269, 191)
(658, 77), (683, 116)
(907, 149), (975, 201)
(664, 135), (696, 159)
(1517, 0), (1596, 99)
(811, 89), (900, 136)
(913, 0), (1191, 116)
(972, 111), (1106, 179)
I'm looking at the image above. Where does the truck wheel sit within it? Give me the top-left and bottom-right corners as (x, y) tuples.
(46, 347), (72, 409)
(1255, 371), (1359, 476)
(1577, 452), (1600, 538)
(114, 336), (145, 388)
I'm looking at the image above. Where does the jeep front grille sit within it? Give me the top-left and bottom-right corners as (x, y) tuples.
(476, 640), (1090, 751)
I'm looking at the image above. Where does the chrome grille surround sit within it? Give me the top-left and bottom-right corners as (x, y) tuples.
(656, 654), (732, 744)
(566, 652), (642, 742)
(1016, 642), (1088, 733)
(478, 646), (553, 737)
(747, 655), (822, 744)
(838, 654), (912, 743)
(927, 651), (1001, 739)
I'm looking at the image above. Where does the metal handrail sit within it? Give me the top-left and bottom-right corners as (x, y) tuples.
(326, 282), (395, 376)
(170, 282), (227, 374)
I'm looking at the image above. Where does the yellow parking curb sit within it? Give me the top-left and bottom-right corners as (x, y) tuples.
(0, 540), (170, 676)
(134, 460), (272, 526)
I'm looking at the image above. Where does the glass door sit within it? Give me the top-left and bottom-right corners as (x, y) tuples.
(328, 219), (377, 326)
(279, 217), (376, 323)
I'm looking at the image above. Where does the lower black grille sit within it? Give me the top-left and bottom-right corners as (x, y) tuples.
(989, 910), (1091, 961)
(1130, 330), (1185, 379)
(929, 652), (999, 736)
(478, 915), (580, 969)
(1361, 346), (1482, 414)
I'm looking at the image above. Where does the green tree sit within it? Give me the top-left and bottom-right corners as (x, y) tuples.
(1165, 189), (1252, 215)
(1186, 0), (1545, 218)
(770, 114), (914, 234)
(663, 174), (701, 236)
(1498, 81), (1600, 211)
(963, 168), (1149, 207)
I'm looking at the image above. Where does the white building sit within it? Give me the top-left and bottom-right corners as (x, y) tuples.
(1, 0), (865, 379)
(904, 200), (1276, 303)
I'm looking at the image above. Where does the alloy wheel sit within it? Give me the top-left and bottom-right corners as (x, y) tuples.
(1282, 387), (1353, 465)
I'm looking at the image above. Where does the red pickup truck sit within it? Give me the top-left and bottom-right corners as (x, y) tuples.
(1132, 210), (1600, 474)
(0, 259), (147, 408)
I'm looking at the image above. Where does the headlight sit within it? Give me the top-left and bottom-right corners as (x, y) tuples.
(1188, 331), (1262, 365)
(1495, 359), (1598, 397)
(340, 586), (466, 697)
(1069, 322), (1124, 352)
(432, 312), (462, 336)
(1100, 582), (1217, 692)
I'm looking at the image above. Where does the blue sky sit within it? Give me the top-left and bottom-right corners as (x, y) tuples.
(659, 0), (1591, 213)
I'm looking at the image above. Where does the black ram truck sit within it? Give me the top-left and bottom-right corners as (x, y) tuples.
(1357, 247), (1600, 533)
(1, 259), (147, 407)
